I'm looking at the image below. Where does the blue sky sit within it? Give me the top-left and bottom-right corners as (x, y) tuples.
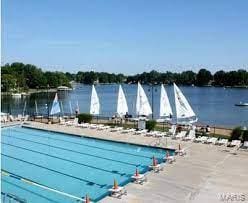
(2, 0), (248, 74)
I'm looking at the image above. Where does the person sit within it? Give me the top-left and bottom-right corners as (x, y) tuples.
(206, 125), (211, 134)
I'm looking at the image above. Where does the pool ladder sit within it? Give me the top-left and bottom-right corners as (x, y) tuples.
(1, 192), (27, 203)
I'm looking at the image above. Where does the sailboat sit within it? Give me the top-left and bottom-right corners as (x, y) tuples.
(35, 100), (38, 115)
(116, 85), (128, 117)
(34, 100), (43, 118)
(157, 84), (173, 122)
(174, 83), (197, 124)
(136, 82), (152, 118)
(90, 85), (100, 115)
(50, 93), (61, 115)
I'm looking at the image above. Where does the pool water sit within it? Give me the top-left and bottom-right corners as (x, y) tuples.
(1, 126), (172, 202)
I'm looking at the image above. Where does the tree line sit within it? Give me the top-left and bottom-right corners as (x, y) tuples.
(1, 62), (248, 92)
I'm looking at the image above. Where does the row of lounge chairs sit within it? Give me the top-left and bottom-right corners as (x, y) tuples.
(59, 118), (248, 149)
(1, 114), (29, 123)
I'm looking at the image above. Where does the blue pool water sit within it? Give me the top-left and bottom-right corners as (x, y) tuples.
(1, 126), (171, 202)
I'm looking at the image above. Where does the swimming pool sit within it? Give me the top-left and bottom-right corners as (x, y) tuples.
(1, 126), (173, 202)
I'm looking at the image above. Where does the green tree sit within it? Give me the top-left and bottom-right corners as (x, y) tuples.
(1, 74), (17, 92)
(196, 69), (213, 86)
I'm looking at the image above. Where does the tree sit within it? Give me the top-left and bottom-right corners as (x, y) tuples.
(1, 74), (17, 92)
(196, 69), (213, 86)
(214, 70), (226, 86)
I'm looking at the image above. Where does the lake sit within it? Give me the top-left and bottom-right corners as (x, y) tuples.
(1, 84), (248, 128)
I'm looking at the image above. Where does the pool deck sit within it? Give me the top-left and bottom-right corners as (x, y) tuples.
(6, 122), (248, 203)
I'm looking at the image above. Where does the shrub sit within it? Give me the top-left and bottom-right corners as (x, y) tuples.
(146, 120), (157, 131)
(230, 126), (242, 141)
(77, 113), (93, 124)
(241, 130), (248, 142)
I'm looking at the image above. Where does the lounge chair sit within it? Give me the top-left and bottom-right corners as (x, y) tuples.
(241, 141), (248, 149)
(149, 163), (163, 172)
(110, 127), (123, 132)
(1, 116), (8, 123)
(16, 114), (22, 121)
(59, 117), (66, 125)
(145, 131), (157, 137)
(78, 123), (91, 128)
(108, 186), (127, 198)
(168, 125), (176, 136)
(194, 136), (208, 143)
(89, 124), (99, 129)
(206, 137), (218, 144)
(216, 139), (228, 146)
(23, 115), (29, 122)
(131, 173), (147, 184)
(175, 148), (186, 156)
(134, 129), (148, 135)
(163, 155), (176, 163)
(229, 140), (241, 147)
(66, 118), (78, 126)
(122, 128), (136, 133)
(175, 131), (187, 139)
(154, 131), (166, 138)
(183, 130), (195, 141)
(9, 115), (16, 122)
(97, 125), (110, 130)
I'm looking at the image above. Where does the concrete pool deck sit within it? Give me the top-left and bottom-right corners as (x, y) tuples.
(7, 122), (248, 203)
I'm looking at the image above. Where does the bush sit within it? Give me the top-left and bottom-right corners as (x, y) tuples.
(77, 113), (93, 124)
(241, 130), (248, 142)
(146, 120), (157, 131)
(230, 126), (242, 141)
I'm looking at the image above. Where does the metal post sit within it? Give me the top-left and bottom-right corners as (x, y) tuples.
(151, 85), (154, 119)
(47, 85), (50, 123)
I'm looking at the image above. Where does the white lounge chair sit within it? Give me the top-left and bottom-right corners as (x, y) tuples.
(1, 116), (8, 123)
(149, 163), (163, 172)
(97, 125), (110, 130)
(216, 139), (228, 146)
(168, 125), (176, 137)
(122, 128), (136, 133)
(78, 123), (91, 128)
(110, 127), (123, 132)
(175, 131), (187, 139)
(163, 155), (176, 163)
(59, 117), (66, 125)
(229, 140), (241, 147)
(131, 174), (147, 184)
(146, 131), (157, 137)
(89, 124), (99, 129)
(108, 186), (127, 198)
(241, 141), (248, 149)
(134, 129), (148, 135)
(206, 137), (218, 144)
(183, 130), (195, 141)
(16, 114), (22, 121)
(9, 115), (15, 122)
(66, 118), (78, 126)
(154, 131), (166, 138)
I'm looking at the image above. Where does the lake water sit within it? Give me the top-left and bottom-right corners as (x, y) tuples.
(1, 84), (248, 128)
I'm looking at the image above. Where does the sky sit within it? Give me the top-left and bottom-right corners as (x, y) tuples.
(2, 0), (248, 74)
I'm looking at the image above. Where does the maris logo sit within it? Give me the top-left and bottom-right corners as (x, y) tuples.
(219, 193), (246, 202)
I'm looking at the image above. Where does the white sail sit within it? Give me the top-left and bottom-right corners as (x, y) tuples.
(174, 83), (197, 122)
(22, 101), (27, 117)
(69, 101), (73, 115)
(60, 101), (64, 116)
(50, 93), (61, 115)
(35, 100), (38, 115)
(136, 82), (152, 116)
(117, 85), (128, 117)
(90, 85), (100, 115)
(160, 84), (173, 117)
